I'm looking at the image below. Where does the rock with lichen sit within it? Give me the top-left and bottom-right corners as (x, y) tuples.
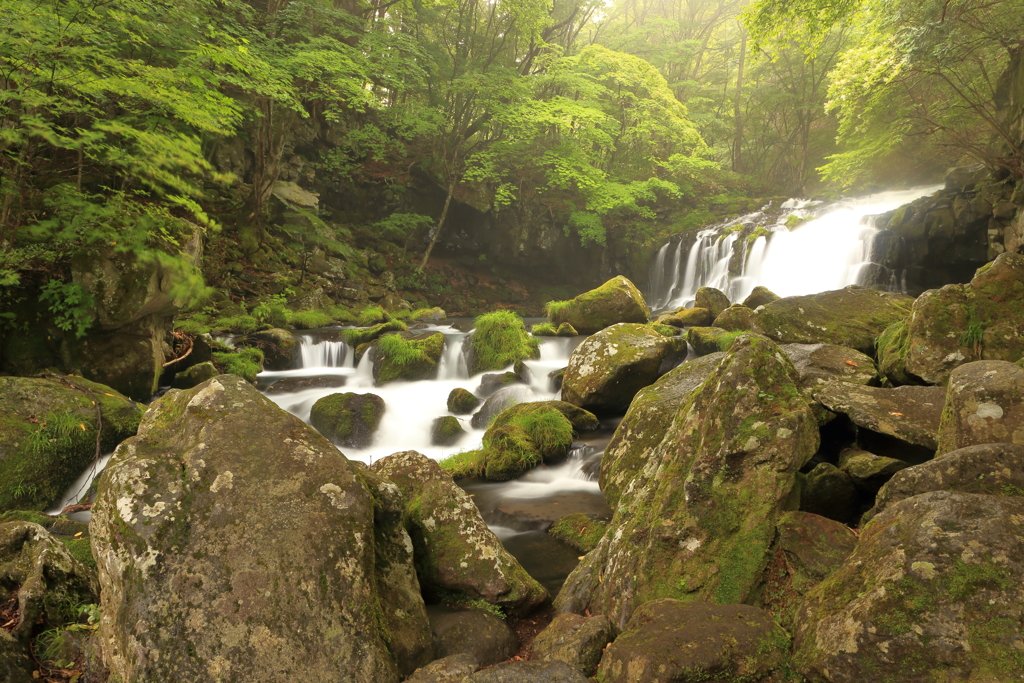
(595, 600), (789, 683)
(937, 360), (1024, 455)
(547, 276), (650, 334)
(752, 286), (913, 355)
(556, 334), (818, 626)
(561, 323), (674, 414)
(878, 253), (1024, 386)
(371, 450), (548, 616)
(91, 375), (429, 682)
(793, 491), (1024, 682)
(532, 612), (617, 677)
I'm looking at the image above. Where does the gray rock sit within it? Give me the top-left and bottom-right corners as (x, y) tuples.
(428, 607), (517, 667)
(794, 491), (1024, 682)
(238, 328), (297, 371)
(814, 382), (946, 450)
(800, 462), (860, 524)
(695, 286), (730, 318)
(866, 442), (1024, 523)
(838, 447), (910, 493)
(531, 613), (616, 677)
(712, 304), (755, 331)
(308, 391), (385, 448)
(371, 451), (548, 616)
(471, 385), (535, 429)
(171, 361), (218, 389)
(780, 343), (878, 389)
(405, 654), (480, 683)
(937, 360), (1024, 455)
(596, 600), (789, 683)
(91, 376), (424, 682)
(466, 660), (589, 683)
(561, 323), (674, 414)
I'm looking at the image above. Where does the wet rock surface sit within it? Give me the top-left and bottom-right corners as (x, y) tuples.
(531, 612), (616, 677)
(308, 391), (386, 448)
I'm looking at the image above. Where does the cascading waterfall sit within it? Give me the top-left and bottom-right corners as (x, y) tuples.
(298, 336), (353, 368)
(648, 185), (943, 311)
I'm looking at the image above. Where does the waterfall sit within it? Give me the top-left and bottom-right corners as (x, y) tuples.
(297, 335), (353, 368)
(646, 185), (943, 311)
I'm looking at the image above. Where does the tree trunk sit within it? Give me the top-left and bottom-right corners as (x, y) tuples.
(418, 177), (457, 273)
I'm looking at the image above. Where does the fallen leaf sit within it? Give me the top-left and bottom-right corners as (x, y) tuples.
(844, 360), (859, 367)
(889, 411), (904, 417)
(578, 556), (585, 560)
(79, 424), (87, 431)
(73, 532), (83, 537)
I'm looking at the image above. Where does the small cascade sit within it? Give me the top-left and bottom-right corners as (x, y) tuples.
(437, 332), (469, 380)
(297, 335), (353, 369)
(647, 185), (943, 311)
(45, 452), (113, 522)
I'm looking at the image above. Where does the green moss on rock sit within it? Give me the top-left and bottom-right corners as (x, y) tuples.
(546, 276), (650, 334)
(431, 416), (466, 447)
(464, 311), (540, 375)
(341, 319), (408, 347)
(447, 388), (480, 415)
(548, 514), (607, 553)
(481, 425), (542, 481)
(373, 332), (445, 384)
(309, 392), (386, 448)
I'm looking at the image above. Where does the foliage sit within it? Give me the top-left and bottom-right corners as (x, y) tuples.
(212, 348), (264, 383)
(39, 280), (94, 339)
(438, 449), (485, 479)
(469, 310), (540, 373)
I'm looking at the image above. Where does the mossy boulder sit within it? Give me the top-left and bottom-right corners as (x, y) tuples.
(170, 360), (218, 389)
(485, 402), (585, 463)
(658, 307), (713, 327)
(532, 322), (578, 337)
(838, 447), (910, 493)
(686, 326), (739, 356)
(556, 335), (819, 625)
(752, 511), (857, 632)
(799, 463), (860, 525)
(431, 416), (466, 447)
(466, 661), (589, 682)
(937, 360), (1024, 455)
(814, 382), (946, 450)
(428, 606), (518, 667)
(547, 513), (607, 553)
(0, 376), (143, 512)
(370, 451), (549, 616)
(447, 388), (480, 415)
(531, 613), (616, 678)
(476, 372), (520, 398)
(404, 654), (479, 683)
(742, 286), (780, 309)
(309, 392), (386, 448)
(91, 376), (427, 682)
(793, 491), (1024, 682)
(237, 328), (296, 371)
(341, 319), (408, 347)
(0, 511), (94, 570)
(469, 385), (535, 429)
(555, 322), (578, 337)
(866, 443), (1024, 524)
(480, 425), (543, 480)
(713, 304), (755, 331)
(595, 600), (789, 683)
(752, 286), (913, 355)
(463, 311), (540, 376)
(561, 323), (674, 414)
(599, 353), (725, 510)
(0, 522), (98, 656)
(877, 253), (1024, 385)
(694, 286), (730, 318)
(546, 276), (650, 334)
(372, 332), (445, 384)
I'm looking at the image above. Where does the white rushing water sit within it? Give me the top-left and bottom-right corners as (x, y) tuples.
(648, 185), (943, 310)
(260, 327), (589, 468)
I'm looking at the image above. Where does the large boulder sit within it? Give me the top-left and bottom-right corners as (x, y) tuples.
(0, 375), (143, 512)
(743, 286), (781, 309)
(599, 353), (725, 510)
(753, 512), (857, 631)
(686, 326), (736, 356)
(373, 332), (445, 384)
(547, 276), (650, 334)
(556, 335), (818, 626)
(405, 654), (479, 683)
(370, 451), (548, 616)
(866, 443), (1024, 523)
(466, 660), (589, 682)
(838, 447), (910, 493)
(308, 392), (386, 448)
(0, 521), (99, 680)
(937, 360), (1024, 455)
(751, 286), (913, 355)
(712, 304), (755, 331)
(595, 600), (790, 683)
(427, 606), (518, 667)
(814, 382), (946, 451)
(793, 491), (1024, 682)
(531, 613), (616, 677)
(877, 253), (1024, 385)
(90, 376), (428, 682)
(470, 385), (534, 429)
(799, 463), (860, 524)
(561, 323), (674, 414)
(695, 286), (730, 318)
(447, 388), (480, 415)
(463, 311), (539, 376)
(237, 328), (296, 371)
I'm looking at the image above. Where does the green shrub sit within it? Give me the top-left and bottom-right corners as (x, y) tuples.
(544, 299), (572, 319)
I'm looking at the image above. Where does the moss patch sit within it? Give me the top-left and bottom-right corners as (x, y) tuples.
(466, 310), (539, 375)
(212, 347), (264, 383)
(549, 513), (607, 553)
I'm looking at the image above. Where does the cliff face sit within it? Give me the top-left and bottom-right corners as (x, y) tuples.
(996, 46), (1024, 156)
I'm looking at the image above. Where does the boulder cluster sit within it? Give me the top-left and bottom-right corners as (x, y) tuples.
(3, 254), (1024, 682)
